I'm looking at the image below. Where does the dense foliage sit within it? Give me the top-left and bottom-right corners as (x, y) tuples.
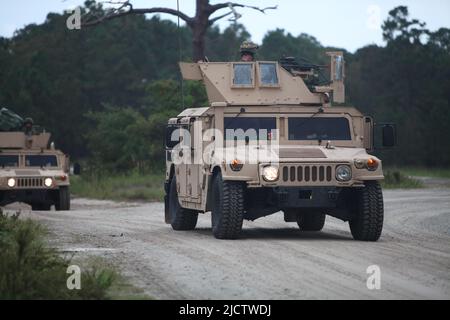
(0, 210), (116, 299)
(0, 3), (448, 172)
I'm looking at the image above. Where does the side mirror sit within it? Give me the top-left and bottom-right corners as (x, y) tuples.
(73, 163), (81, 175)
(374, 122), (397, 149)
(381, 124), (396, 147)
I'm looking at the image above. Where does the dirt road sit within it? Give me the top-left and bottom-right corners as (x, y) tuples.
(5, 187), (450, 300)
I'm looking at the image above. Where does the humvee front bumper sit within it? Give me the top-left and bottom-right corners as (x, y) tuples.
(0, 189), (57, 206)
(244, 185), (352, 221)
(269, 186), (342, 209)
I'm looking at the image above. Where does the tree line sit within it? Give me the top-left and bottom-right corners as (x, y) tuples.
(0, 3), (448, 172)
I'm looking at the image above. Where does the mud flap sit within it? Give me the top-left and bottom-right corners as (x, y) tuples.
(164, 194), (170, 224)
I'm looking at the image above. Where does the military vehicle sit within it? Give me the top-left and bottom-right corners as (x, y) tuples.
(0, 109), (78, 210)
(164, 51), (396, 241)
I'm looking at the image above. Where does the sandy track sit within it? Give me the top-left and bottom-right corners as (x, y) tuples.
(5, 187), (450, 300)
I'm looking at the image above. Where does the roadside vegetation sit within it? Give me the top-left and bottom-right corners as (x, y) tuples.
(70, 172), (165, 202)
(398, 167), (450, 179)
(381, 167), (450, 189)
(0, 209), (119, 299)
(381, 170), (423, 189)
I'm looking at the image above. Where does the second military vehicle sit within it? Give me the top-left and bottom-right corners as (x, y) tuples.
(164, 51), (396, 241)
(0, 109), (78, 210)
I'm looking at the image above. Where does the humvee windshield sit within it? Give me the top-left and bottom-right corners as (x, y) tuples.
(0, 155), (19, 167)
(288, 117), (351, 140)
(25, 155), (58, 167)
(225, 117), (276, 140)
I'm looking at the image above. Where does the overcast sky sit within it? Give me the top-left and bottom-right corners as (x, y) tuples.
(1, 0), (449, 52)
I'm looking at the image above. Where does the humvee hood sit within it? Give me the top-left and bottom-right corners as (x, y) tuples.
(214, 145), (377, 163)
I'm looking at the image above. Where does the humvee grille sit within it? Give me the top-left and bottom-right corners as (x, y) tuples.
(282, 165), (334, 183)
(17, 177), (44, 188)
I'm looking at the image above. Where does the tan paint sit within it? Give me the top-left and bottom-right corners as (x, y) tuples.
(0, 132), (70, 191)
(169, 52), (383, 212)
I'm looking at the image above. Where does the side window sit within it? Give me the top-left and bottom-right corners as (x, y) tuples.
(259, 62), (279, 86)
(232, 63), (254, 87)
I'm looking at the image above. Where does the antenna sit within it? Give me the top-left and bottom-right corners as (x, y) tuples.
(177, 0), (185, 109)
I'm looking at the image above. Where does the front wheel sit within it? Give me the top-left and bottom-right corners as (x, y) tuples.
(349, 181), (384, 241)
(168, 176), (198, 230)
(211, 172), (244, 239)
(55, 186), (70, 211)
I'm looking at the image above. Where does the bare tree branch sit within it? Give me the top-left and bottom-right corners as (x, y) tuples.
(208, 2), (278, 15)
(82, 1), (194, 27)
(80, 0), (277, 61)
(244, 5), (278, 14)
(207, 2), (277, 26)
(208, 11), (234, 25)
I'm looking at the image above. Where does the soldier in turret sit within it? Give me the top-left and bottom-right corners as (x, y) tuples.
(239, 41), (259, 61)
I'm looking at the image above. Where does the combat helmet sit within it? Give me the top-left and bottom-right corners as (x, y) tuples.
(240, 41), (259, 56)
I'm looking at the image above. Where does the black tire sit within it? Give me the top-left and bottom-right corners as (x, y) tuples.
(168, 176), (198, 230)
(55, 186), (70, 211)
(297, 212), (326, 231)
(211, 172), (244, 239)
(349, 181), (384, 241)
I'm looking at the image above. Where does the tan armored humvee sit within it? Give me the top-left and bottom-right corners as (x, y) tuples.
(164, 52), (396, 241)
(0, 130), (77, 210)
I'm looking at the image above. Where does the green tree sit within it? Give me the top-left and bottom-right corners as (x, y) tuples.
(85, 79), (207, 173)
(347, 6), (450, 166)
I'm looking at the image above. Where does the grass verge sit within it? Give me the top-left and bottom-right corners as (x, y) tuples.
(70, 172), (165, 202)
(381, 170), (423, 189)
(396, 167), (450, 179)
(0, 209), (119, 299)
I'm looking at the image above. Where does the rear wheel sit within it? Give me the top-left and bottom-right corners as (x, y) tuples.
(211, 172), (244, 239)
(168, 176), (198, 230)
(55, 187), (70, 211)
(297, 212), (326, 231)
(349, 181), (384, 241)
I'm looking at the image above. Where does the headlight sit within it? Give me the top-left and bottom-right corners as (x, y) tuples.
(354, 158), (379, 171)
(44, 178), (53, 187)
(336, 165), (352, 182)
(262, 166), (279, 182)
(354, 159), (366, 169)
(7, 178), (16, 188)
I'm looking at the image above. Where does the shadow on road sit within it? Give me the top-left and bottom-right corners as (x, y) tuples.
(191, 227), (352, 241)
